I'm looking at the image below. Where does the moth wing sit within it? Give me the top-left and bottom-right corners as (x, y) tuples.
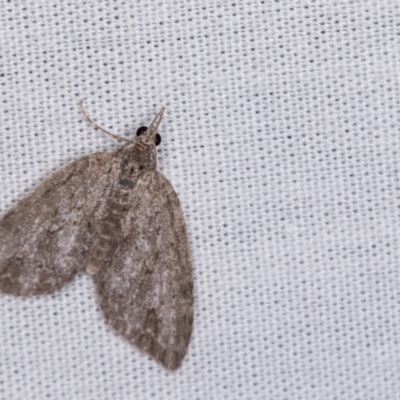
(0, 152), (112, 296)
(95, 170), (193, 370)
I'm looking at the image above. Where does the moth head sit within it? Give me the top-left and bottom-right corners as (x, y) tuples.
(118, 107), (165, 172)
(79, 100), (166, 172)
(135, 107), (165, 148)
(80, 100), (165, 152)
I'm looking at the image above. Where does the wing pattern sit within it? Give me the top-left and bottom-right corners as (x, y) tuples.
(95, 171), (193, 370)
(0, 153), (113, 295)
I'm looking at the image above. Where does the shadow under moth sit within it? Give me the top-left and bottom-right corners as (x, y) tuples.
(0, 102), (193, 370)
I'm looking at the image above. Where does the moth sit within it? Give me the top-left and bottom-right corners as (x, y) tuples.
(0, 102), (193, 370)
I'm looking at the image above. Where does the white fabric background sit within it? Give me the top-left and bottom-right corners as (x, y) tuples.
(0, 1), (399, 399)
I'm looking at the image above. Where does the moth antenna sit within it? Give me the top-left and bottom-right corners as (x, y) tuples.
(79, 99), (133, 143)
(149, 106), (166, 132)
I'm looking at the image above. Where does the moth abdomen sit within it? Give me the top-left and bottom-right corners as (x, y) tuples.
(86, 233), (117, 275)
(85, 190), (131, 275)
(86, 241), (115, 275)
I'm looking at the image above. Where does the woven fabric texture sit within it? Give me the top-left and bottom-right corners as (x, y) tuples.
(0, 1), (399, 399)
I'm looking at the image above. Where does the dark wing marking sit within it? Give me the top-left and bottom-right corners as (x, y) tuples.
(0, 152), (113, 296)
(95, 170), (193, 370)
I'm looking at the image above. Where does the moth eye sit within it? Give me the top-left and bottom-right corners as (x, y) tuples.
(136, 126), (162, 147)
(136, 126), (148, 136)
